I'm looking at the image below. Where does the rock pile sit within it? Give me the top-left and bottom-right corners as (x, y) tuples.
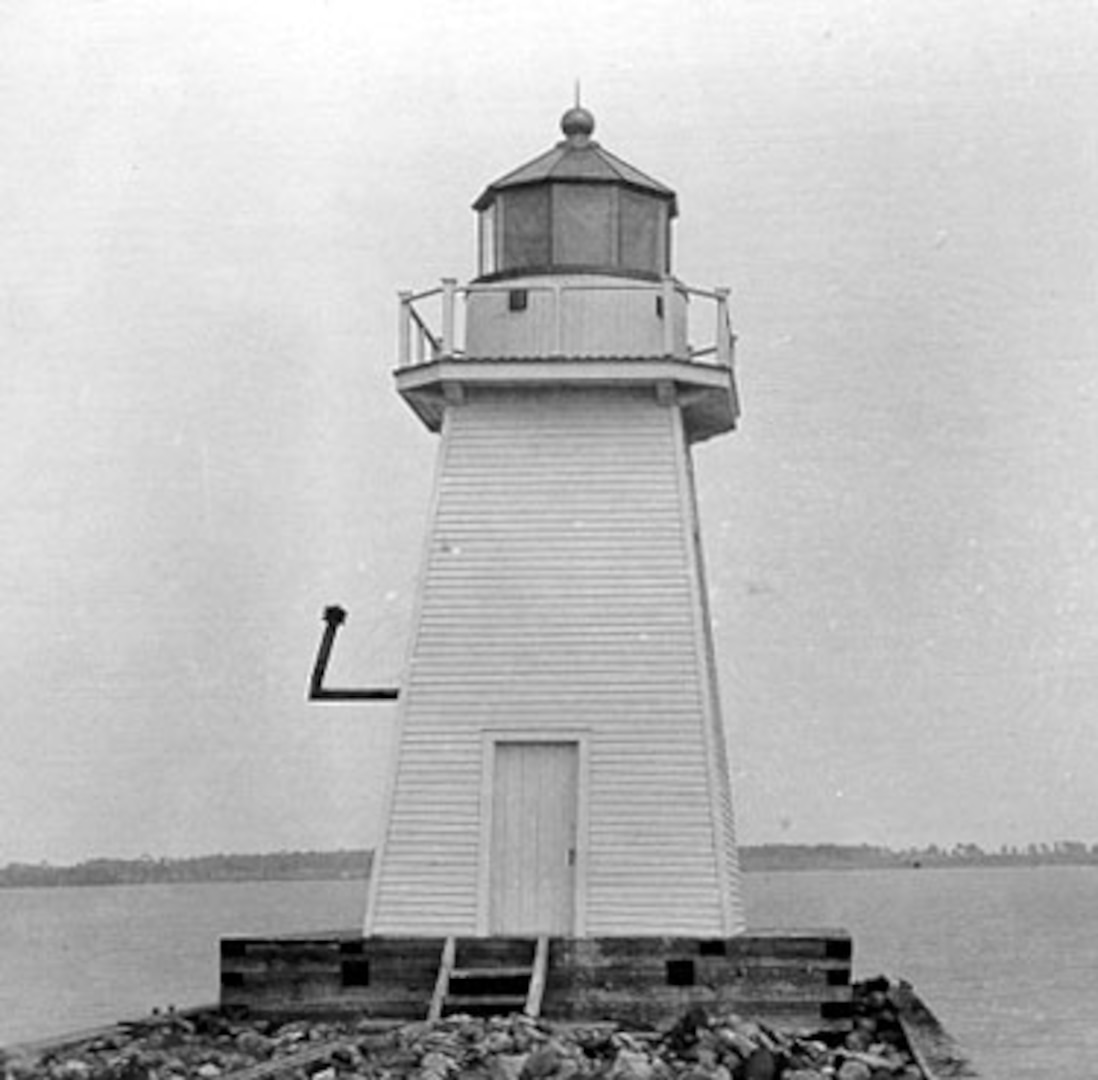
(1, 980), (925, 1080)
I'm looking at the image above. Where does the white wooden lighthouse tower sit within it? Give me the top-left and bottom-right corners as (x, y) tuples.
(367, 105), (745, 940)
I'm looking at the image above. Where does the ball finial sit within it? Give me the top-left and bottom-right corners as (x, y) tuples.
(561, 105), (595, 141)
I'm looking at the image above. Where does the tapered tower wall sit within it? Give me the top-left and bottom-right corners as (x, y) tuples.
(366, 386), (744, 937)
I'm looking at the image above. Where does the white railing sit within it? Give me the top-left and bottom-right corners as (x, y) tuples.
(397, 276), (736, 368)
(397, 279), (461, 365)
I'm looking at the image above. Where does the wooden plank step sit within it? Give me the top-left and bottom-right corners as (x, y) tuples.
(455, 939), (540, 967)
(445, 994), (529, 1009)
(451, 966), (534, 980)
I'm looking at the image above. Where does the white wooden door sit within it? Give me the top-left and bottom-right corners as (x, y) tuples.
(489, 742), (578, 934)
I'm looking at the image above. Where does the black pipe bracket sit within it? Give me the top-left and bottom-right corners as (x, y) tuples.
(308, 605), (400, 702)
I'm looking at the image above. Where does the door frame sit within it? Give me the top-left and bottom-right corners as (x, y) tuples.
(477, 728), (590, 937)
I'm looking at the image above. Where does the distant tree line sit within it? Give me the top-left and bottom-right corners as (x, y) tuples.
(740, 844), (907, 871)
(2, 842), (1096, 888)
(740, 840), (1098, 872)
(0, 849), (372, 889)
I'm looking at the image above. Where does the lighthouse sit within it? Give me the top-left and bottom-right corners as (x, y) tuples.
(222, 105), (854, 1030)
(368, 105), (744, 939)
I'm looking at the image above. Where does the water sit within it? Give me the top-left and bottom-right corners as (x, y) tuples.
(746, 866), (1098, 1078)
(0, 880), (366, 1048)
(2, 867), (1095, 1077)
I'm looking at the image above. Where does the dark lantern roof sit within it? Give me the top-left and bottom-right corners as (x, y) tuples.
(472, 107), (678, 217)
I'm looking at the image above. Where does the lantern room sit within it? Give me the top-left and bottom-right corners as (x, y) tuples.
(397, 105), (739, 439)
(473, 106), (676, 281)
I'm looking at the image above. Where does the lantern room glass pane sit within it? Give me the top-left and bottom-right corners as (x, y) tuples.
(619, 189), (665, 274)
(554, 184), (614, 267)
(478, 207), (497, 277)
(501, 187), (551, 271)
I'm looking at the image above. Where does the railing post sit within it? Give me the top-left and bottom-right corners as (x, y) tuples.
(398, 290), (413, 367)
(661, 277), (676, 358)
(715, 286), (732, 366)
(441, 277), (457, 357)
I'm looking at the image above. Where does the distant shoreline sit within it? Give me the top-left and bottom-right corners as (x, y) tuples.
(2, 843), (1095, 889)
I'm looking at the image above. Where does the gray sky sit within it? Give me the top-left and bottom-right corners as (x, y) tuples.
(3, 0), (1096, 864)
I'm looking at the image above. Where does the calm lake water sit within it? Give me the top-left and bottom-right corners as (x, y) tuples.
(2, 867), (1095, 1078)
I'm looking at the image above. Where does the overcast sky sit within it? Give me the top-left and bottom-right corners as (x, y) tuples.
(3, 0), (1096, 864)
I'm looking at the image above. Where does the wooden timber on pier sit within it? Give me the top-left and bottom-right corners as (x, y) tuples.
(218, 929), (854, 1033)
(892, 981), (980, 1078)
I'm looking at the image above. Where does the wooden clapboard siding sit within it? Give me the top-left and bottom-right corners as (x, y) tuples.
(679, 434), (744, 934)
(367, 386), (742, 936)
